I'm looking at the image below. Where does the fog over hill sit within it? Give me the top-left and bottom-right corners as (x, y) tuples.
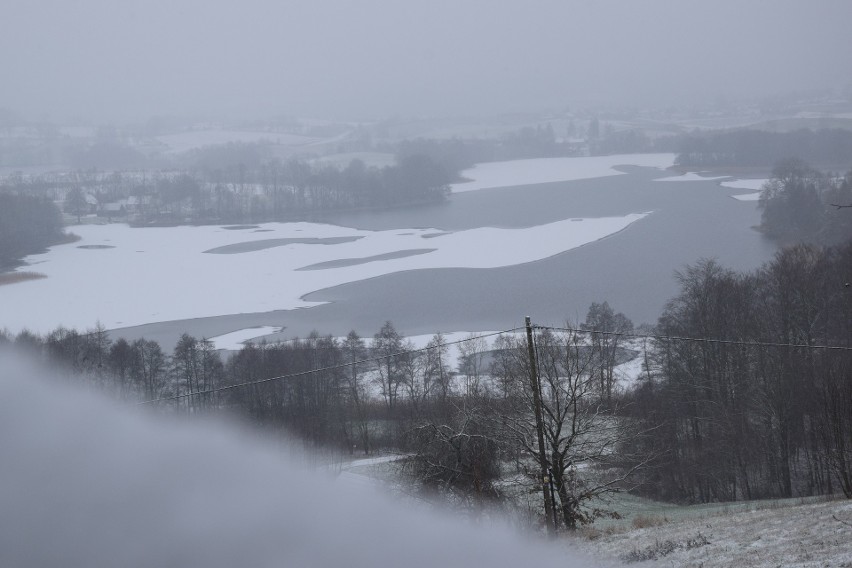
(2, 0), (851, 122)
(0, 352), (606, 568)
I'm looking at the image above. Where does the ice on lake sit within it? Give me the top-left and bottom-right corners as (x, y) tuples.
(450, 153), (675, 192)
(720, 178), (768, 191)
(654, 172), (730, 182)
(2, 213), (651, 334)
(208, 326), (284, 350)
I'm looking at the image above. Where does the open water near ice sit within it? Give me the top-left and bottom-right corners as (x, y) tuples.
(113, 165), (778, 347)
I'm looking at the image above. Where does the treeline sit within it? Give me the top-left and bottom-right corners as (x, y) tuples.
(394, 128), (571, 176)
(758, 159), (852, 245)
(676, 128), (852, 168)
(395, 126), (676, 176)
(1, 153), (452, 226)
(1, 305), (642, 530)
(0, 194), (67, 269)
(2, 322), (515, 454)
(627, 242), (852, 503)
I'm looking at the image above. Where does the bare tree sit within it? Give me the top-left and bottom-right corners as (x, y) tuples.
(372, 321), (405, 411)
(342, 331), (371, 455)
(582, 302), (633, 406)
(408, 405), (503, 511)
(457, 333), (488, 398)
(494, 327), (653, 530)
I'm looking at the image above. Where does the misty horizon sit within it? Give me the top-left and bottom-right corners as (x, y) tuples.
(3, 0), (852, 123)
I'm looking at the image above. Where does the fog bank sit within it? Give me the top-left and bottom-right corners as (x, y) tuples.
(0, 352), (603, 568)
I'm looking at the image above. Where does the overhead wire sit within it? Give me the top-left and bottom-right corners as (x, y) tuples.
(115, 320), (851, 406)
(533, 324), (852, 352)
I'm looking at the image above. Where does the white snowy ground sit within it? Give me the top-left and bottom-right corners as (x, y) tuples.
(720, 178), (768, 202)
(654, 172), (730, 182)
(1, 213), (650, 334)
(449, 153), (675, 192)
(613, 340), (648, 391)
(720, 179), (768, 191)
(655, 173), (768, 201)
(571, 498), (852, 567)
(208, 326), (284, 350)
(335, 454), (409, 494)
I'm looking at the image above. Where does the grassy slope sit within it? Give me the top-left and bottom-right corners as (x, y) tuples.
(569, 496), (852, 567)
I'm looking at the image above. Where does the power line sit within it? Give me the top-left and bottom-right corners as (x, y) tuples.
(59, 319), (852, 407)
(134, 327), (525, 406)
(533, 324), (852, 352)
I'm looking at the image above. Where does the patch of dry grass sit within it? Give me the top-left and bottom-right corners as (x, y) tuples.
(632, 514), (669, 529)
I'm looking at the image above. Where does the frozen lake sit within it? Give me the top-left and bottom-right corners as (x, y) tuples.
(1, 154), (777, 347)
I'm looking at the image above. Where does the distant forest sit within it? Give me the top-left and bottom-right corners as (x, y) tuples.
(0, 194), (68, 270)
(1, 153), (453, 228)
(758, 159), (852, 245)
(0, 123), (668, 233)
(676, 128), (852, 168)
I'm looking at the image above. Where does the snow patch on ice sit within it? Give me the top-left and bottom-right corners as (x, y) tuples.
(208, 326), (283, 350)
(655, 172), (730, 182)
(450, 153), (676, 193)
(720, 178), (768, 191)
(1, 214), (651, 334)
(730, 192), (762, 202)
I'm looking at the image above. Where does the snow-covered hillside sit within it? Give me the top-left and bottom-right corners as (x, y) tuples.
(572, 497), (852, 567)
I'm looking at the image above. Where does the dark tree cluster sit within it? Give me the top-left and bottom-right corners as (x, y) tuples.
(0, 322), (452, 454)
(484, 324), (650, 530)
(0, 193), (66, 269)
(165, 153), (451, 224)
(627, 243), (852, 503)
(2, 325), (224, 414)
(394, 126), (570, 175)
(758, 158), (852, 245)
(0, 152), (452, 227)
(675, 128), (852, 168)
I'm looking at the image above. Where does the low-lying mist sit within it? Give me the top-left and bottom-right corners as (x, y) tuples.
(0, 350), (602, 568)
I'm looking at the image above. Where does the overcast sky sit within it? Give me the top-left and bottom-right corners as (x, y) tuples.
(2, 0), (851, 122)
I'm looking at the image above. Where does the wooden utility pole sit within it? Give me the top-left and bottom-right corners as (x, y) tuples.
(525, 316), (555, 534)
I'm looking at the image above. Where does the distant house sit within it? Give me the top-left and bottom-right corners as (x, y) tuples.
(124, 195), (153, 212)
(99, 202), (127, 219)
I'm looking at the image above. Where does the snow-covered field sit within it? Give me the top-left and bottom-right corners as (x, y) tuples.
(2, 212), (650, 334)
(449, 153), (675, 193)
(573, 497), (852, 567)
